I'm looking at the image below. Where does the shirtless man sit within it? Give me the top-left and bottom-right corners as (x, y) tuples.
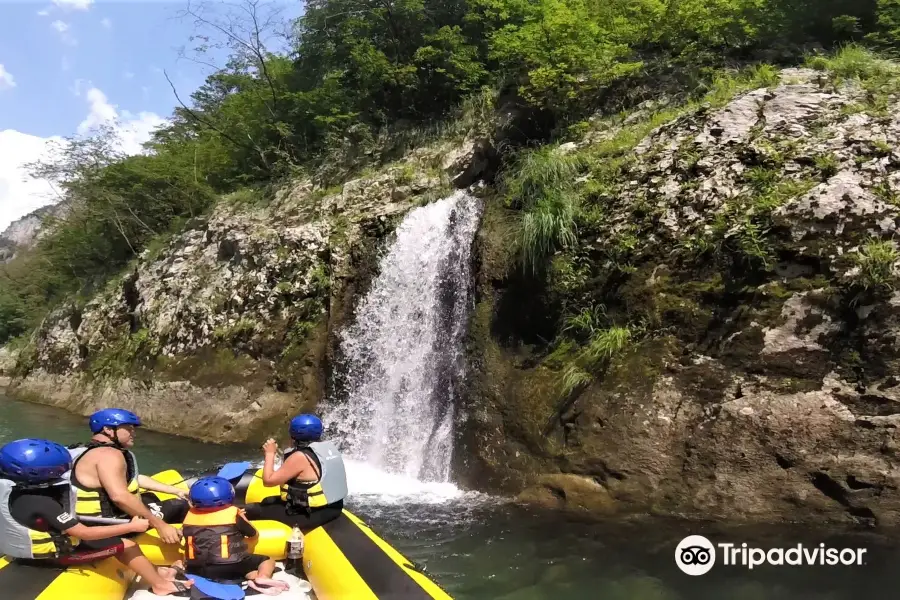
(69, 408), (189, 545)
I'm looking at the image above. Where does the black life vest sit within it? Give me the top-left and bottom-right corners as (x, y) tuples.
(68, 441), (140, 519)
(183, 506), (249, 567)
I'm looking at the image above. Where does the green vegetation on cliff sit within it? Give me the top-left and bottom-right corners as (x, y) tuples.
(5, 0), (900, 350)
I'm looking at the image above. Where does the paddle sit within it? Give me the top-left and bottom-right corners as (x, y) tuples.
(217, 461), (253, 481)
(186, 573), (245, 600)
(79, 515), (132, 525)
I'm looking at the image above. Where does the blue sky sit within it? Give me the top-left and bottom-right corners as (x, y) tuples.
(0, 0), (301, 231)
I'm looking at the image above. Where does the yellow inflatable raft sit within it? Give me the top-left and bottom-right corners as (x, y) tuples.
(0, 467), (454, 600)
(175, 466), (453, 600)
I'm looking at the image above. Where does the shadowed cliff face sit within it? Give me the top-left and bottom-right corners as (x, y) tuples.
(457, 67), (900, 527)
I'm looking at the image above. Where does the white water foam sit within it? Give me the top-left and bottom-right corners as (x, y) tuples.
(322, 191), (482, 492)
(343, 459), (467, 505)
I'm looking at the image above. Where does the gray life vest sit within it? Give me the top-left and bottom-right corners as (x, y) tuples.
(0, 478), (78, 560)
(281, 440), (348, 509)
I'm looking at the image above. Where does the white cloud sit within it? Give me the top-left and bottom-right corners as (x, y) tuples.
(100, 17), (111, 29)
(0, 88), (166, 233)
(78, 87), (117, 133)
(50, 20), (77, 45)
(0, 64), (15, 90)
(52, 0), (93, 11)
(77, 87), (166, 155)
(37, 9), (50, 17)
(0, 130), (64, 233)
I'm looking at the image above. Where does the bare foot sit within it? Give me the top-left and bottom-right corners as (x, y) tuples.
(253, 577), (289, 590)
(247, 579), (289, 596)
(151, 579), (193, 596)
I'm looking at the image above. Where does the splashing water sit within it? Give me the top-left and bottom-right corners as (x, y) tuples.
(323, 191), (482, 485)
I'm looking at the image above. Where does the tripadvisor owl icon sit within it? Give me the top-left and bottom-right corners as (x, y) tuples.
(675, 535), (716, 576)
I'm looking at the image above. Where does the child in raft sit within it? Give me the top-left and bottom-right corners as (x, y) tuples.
(174, 476), (289, 596)
(0, 438), (191, 596)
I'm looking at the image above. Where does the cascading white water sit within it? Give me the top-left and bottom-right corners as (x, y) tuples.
(323, 190), (482, 490)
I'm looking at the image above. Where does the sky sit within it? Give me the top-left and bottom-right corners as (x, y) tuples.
(0, 0), (299, 232)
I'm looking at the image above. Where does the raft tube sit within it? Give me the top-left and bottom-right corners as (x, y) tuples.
(0, 554), (130, 600)
(181, 465), (454, 600)
(1, 467), (454, 600)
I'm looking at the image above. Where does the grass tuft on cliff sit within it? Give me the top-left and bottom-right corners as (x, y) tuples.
(850, 239), (900, 292)
(503, 146), (586, 271)
(809, 44), (899, 83)
(560, 326), (633, 397)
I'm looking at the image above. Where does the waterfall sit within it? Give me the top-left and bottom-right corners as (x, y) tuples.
(323, 190), (482, 484)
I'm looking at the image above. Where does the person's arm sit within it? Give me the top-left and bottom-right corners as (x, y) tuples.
(137, 474), (188, 500)
(67, 517), (149, 540)
(236, 510), (258, 538)
(28, 496), (148, 540)
(261, 440), (308, 487)
(96, 449), (181, 544)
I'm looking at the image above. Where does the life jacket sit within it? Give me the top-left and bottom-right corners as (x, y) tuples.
(67, 441), (141, 519)
(0, 478), (79, 560)
(280, 441), (348, 510)
(182, 506), (249, 567)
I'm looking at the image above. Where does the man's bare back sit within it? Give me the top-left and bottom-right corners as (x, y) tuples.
(73, 446), (125, 490)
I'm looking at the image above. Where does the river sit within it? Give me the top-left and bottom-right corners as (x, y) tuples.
(4, 395), (900, 599)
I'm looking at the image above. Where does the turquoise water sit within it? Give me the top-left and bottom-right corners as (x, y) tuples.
(3, 395), (900, 599)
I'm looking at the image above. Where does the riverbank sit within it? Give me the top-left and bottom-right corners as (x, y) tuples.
(5, 370), (294, 444)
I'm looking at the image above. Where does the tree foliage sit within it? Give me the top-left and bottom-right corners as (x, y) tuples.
(3, 0), (900, 343)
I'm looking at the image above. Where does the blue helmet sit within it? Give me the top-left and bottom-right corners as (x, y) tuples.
(289, 414), (323, 442)
(89, 408), (142, 434)
(0, 438), (72, 484)
(189, 476), (235, 509)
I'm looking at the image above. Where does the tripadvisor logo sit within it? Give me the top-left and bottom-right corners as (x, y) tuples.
(675, 535), (868, 575)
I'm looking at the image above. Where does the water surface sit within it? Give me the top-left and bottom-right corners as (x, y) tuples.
(4, 395), (900, 599)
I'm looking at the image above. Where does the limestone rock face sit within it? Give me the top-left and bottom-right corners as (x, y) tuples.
(9, 144), (480, 442)
(460, 66), (900, 527)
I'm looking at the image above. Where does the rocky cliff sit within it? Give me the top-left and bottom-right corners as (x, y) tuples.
(458, 63), (900, 527)
(5, 139), (483, 443)
(0, 201), (68, 263)
(9, 59), (900, 527)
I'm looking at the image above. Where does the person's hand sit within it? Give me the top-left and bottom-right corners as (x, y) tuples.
(129, 516), (150, 533)
(263, 438), (278, 456)
(173, 488), (189, 501)
(157, 522), (182, 544)
(237, 508), (248, 519)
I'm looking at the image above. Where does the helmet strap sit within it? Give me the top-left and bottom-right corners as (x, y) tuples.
(98, 426), (124, 449)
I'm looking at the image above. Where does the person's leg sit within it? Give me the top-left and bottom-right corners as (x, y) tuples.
(248, 557), (276, 579)
(159, 498), (189, 523)
(249, 501), (315, 528)
(116, 538), (193, 596)
(141, 492), (189, 524)
(299, 503), (343, 532)
(245, 555), (289, 594)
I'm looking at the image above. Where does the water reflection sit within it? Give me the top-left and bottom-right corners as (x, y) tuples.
(0, 395), (252, 474)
